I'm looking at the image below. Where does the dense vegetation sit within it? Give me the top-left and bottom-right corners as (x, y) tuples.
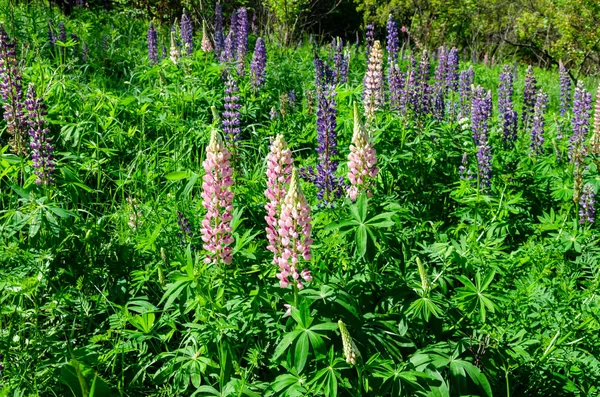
(1, 2), (600, 397)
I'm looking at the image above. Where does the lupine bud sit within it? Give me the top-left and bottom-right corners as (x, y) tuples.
(276, 168), (313, 290)
(530, 91), (548, 155)
(579, 183), (595, 225)
(48, 21), (56, 47)
(559, 60), (571, 117)
(250, 37), (267, 92)
(25, 83), (55, 185)
(214, 3), (225, 58)
(0, 26), (27, 156)
(363, 40), (384, 120)
(265, 135), (294, 263)
(180, 12), (193, 56)
(200, 127), (235, 265)
(201, 20), (213, 53)
(348, 102), (378, 200)
(590, 82), (600, 156)
(236, 7), (249, 75)
(169, 24), (180, 63)
(222, 71), (241, 143)
(522, 65), (537, 130)
(459, 152), (472, 180)
(338, 320), (360, 365)
(365, 24), (375, 60)
(147, 21), (158, 65)
(498, 65), (517, 142)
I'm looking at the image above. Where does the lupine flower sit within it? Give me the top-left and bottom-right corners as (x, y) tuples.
(530, 91), (548, 155)
(147, 21), (158, 65)
(270, 106), (278, 120)
(386, 14), (399, 65)
(433, 46), (447, 120)
(446, 47), (459, 93)
(283, 303), (293, 317)
(276, 168), (313, 289)
(180, 12), (193, 56)
(222, 71), (241, 143)
(25, 83), (55, 185)
(522, 65), (537, 129)
(201, 20), (213, 53)
(161, 42), (167, 60)
(472, 87), (493, 190)
(302, 56), (345, 205)
(459, 152), (472, 180)
(348, 102), (378, 200)
(569, 81), (592, 162)
(363, 40), (384, 120)
(559, 60), (571, 117)
(265, 134), (294, 263)
(126, 197), (141, 230)
(388, 62), (404, 112)
(250, 37), (267, 92)
(58, 22), (66, 42)
(498, 65), (517, 142)
(579, 183), (595, 225)
(333, 37), (348, 84)
(222, 32), (234, 62)
(404, 55), (418, 114)
(415, 50), (432, 117)
(169, 25), (180, 63)
(177, 210), (193, 245)
(458, 66), (474, 120)
(338, 320), (360, 365)
(288, 90), (297, 108)
(214, 3), (225, 58)
(590, 82), (600, 156)
(279, 93), (290, 117)
(200, 128), (235, 265)
(0, 26), (28, 156)
(236, 7), (249, 75)
(365, 24), (375, 59)
(48, 21), (56, 46)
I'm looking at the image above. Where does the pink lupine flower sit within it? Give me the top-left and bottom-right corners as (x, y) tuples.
(283, 304), (293, 317)
(201, 21), (213, 53)
(347, 102), (378, 200)
(200, 128), (235, 265)
(276, 168), (313, 290)
(265, 134), (294, 263)
(363, 40), (384, 121)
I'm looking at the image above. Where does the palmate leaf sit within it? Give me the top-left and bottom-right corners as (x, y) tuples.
(454, 270), (500, 323)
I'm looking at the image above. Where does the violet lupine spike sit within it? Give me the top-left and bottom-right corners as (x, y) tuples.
(214, 3), (225, 58)
(222, 71), (242, 143)
(180, 12), (194, 56)
(530, 91), (548, 155)
(301, 56), (345, 205)
(276, 168), (313, 290)
(333, 37), (348, 84)
(388, 62), (404, 112)
(522, 65), (537, 130)
(201, 20), (213, 53)
(498, 65), (517, 142)
(365, 24), (375, 60)
(250, 37), (267, 93)
(236, 7), (249, 76)
(363, 40), (384, 120)
(472, 87), (493, 191)
(147, 21), (158, 65)
(446, 47), (459, 93)
(569, 81), (592, 163)
(200, 128), (235, 265)
(386, 14), (399, 65)
(458, 66), (474, 121)
(58, 22), (66, 43)
(559, 60), (571, 117)
(404, 54), (418, 114)
(177, 210), (194, 246)
(590, 83), (600, 156)
(265, 134), (294, 264)
(222, 32), (234, 63)
(415, 50), (432, 117)
(433, 46), (447, 120)
(348, 102), (378, 200)
(579, 183), (595, 225)
(0, 26), (28, 156)
(25, 83), (55, 185)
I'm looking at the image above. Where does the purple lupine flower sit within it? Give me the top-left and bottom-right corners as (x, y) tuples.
(459, 152), (472, 180)
(365, 24), (375, 59)
(472, 87), (493, 191)
(388, 62), (404, 112)
(301, 56), (345, 205)
(386, 14), (399, 65)
(415, 50), (432, 117)
(569, 81), (592, 162)
(522, 65), (537, 130)
(250, 37), (267, 92)
(25, 83), (55, 185)
(214, 3), (225, 58)
(333, 37), (348, 84)
(530, 91), (548, 155)
(236, 7), (249, 75)
(0, 26), (28, 156)
(58, 22), (66, 42)
(177, 210), (194, 246)
(458, 66), (474, 120)
(222, 32), (234, 62)
(48, 21), (56, 46)
(147, 21), (158, 65)
(363, 40), (384, 120)
(446, 47), (459, 93)
(559, 60), (571, 117)
(432, 46), (447, 120)
(591, 83), (600, 156)
(180, 12), (194, 56)
(222, 71), (242, 143)
(498, 65), (517, 142)
(288, 90), (297, 108)
(579, 183), (595, 224)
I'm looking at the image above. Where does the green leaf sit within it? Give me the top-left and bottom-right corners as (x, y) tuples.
(272, 329), (302, 361)
(294, 332), (309, 372)
(165, 170), (193, 181)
